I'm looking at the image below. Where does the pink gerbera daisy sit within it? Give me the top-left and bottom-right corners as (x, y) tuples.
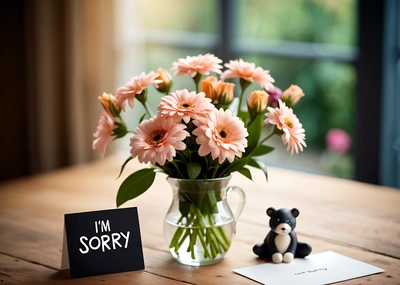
(265, 100), (306, 155)
(193, 108), (248, 163)
(171, 53), (223, 78)
(158, 89), (215, 123)
(115, 71), (162, 110)
(220, 59), (275, 90)
(92, 111), (115, 157)
(130, 115), (190, 166)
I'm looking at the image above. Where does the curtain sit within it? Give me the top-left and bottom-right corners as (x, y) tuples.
(27, 0), (115, 173)
(1, 0), (115, 180)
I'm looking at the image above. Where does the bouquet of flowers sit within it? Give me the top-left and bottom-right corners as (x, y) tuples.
(92, 53), (306, 262)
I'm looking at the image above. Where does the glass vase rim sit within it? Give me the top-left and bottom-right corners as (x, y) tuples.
(166, 175), (232, 183)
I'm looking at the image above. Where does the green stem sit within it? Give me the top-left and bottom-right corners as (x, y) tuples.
(237, 78), (251, 117)
(169, 227), (184, 249)
(176, 230), (190, 252)
(197, 229), (211, 258)
(169, 191), (232, 261)
(210, 158), (219, 179)
(143, 101), (154, 117)
(171, 160), (185, 178)
(259, 130), (275, 145)
(237, 88), (245, 117)
(189, 229), (197, 259)
(193, 73), (202, 93)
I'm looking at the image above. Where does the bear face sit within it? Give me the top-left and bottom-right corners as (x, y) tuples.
(267, 207), (299, 235)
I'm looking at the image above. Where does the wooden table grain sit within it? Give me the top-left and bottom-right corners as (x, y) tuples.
(0, 155), (399, 284)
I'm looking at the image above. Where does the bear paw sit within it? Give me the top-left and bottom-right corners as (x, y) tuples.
(272, 253), (283, 263)
(283, 252), (294, 263)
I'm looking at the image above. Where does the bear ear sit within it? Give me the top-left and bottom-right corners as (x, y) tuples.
(291, 208), (300, 218)
(266, 207), (276, 217)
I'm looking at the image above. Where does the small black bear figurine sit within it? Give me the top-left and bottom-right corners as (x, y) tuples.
(253, 207), (312, 263)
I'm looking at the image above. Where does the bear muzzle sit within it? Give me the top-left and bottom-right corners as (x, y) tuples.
(275, 223), (292, 234)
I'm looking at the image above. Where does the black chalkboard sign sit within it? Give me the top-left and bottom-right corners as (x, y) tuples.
(62, 207), (144, 278)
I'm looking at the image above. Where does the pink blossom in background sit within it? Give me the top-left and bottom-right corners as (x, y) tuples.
(193, 108), (248, 163)
(114, 71), (162, 110)
(326, 128), (352, 154)
(130, 116), (190, 166)
(220, 59), (275, 90)
(266, 86), (282, 108)
(171, 53), (223, 78)
(92, 112), (114, 157)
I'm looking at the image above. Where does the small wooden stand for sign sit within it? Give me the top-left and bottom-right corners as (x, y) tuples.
(61, 207), (144, 278)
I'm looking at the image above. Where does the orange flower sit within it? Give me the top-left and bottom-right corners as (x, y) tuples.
(247, 90), (269, 114)
(155, 68), (172, 94)
(215, 82), (235, 105)
(281, 85), (304, 107)
(200, 76), (218, 101)
(98, 93), (117, 117)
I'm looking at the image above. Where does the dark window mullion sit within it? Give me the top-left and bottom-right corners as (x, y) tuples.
(356, 0), (384, 184)
(218, 0), (237, 62)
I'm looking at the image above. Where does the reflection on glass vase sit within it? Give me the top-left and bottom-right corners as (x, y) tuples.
(163, 176), (245, 266)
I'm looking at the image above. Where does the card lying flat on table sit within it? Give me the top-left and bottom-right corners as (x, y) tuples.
(233, 251), (384, 285)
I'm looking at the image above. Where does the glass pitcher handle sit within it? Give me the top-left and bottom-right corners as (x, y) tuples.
(226, 186), (246, 234)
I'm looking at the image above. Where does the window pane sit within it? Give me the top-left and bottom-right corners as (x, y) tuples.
(136, 0), (217, 33)
(238, 0), (357, 46)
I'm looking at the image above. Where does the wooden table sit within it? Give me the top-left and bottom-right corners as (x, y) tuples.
(0, 155), (399, 284)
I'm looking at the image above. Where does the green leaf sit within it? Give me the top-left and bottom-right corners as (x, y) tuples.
(139, 113), (147, 123)
(109, 99), (121, 117)
(251, 145), (275, 157)
(117, 156), (133, 178)
(187, 162), (201, 181)
(248, 158), (268, 183)
(113, 122), (129, 139)
(245, 114), (263, 156)
(116, 168), (156, 207)
(220, 158), (248, 176)
(236, 167), (252, 181)
(238, 110), (249, 123)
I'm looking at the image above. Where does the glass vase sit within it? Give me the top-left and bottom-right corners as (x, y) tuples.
(163, 176), (245, 266)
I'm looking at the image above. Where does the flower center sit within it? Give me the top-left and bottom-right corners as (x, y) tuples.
(215, 126), (232, 143)
(153, 134), (162, 141)
(284, 117), (293, 128)
(178, 102), (192, 110)
(147, 129), (167, 145)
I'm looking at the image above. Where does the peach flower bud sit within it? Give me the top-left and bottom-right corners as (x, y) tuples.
(200, 76), (218, 101)
(215, 82), (235, 105)
(247, 90), (269, 114)
(155, 68), (172, 93)
(98, 93), (118, 116)
(281, 84), (304, 107)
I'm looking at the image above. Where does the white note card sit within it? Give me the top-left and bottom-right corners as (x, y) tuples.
(233, 251), (384, 285)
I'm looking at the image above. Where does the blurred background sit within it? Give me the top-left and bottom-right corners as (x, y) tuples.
(2, 0), (399, 188)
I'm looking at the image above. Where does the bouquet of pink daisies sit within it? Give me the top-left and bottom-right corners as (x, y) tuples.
(93, 53), (306, 261)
